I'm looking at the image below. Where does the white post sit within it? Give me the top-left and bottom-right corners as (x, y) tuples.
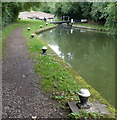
(71, 19), (73, 23)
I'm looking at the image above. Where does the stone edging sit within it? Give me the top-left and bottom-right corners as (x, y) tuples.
(35, 25), (57, 34)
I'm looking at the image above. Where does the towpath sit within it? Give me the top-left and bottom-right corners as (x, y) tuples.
(2, 26), (67, 118)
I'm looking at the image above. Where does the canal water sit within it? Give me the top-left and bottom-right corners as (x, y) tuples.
(39, 25), (115, 107)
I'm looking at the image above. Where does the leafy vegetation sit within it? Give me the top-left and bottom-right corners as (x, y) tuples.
(68, 111), (102, 119)
(2, 2), (23, 26)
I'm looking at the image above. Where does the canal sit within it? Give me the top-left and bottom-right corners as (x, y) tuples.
(39, 25), (115, 107)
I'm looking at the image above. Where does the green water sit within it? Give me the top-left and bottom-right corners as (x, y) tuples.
(39, 25), (115, 107)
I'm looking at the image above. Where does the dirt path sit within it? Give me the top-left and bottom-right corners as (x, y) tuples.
(2, 27), (68, 118)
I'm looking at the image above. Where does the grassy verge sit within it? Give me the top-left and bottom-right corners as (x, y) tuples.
(2, 19), (54, 57)
(2, 20), (33, 57)
(22, 19), (115, 118)
(73, 23), (110, 32)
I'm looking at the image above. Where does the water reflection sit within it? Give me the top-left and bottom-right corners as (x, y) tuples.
(40, 25), (115, 107)
(39, 34), (42, 37)
(48, 44), (65, 59)
(50, 30), (53, 33)
(70, 29), (73, 34)
(80, 29), (86, 32)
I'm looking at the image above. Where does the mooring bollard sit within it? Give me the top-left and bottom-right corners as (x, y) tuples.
(42, 46), (47, 54)
(81, 19), (87, 23)
(71, 19), (74, 24)
(71, 29), (73, 34)
(31, 34), (34, 38)
(27, 27), (30, 31)
(40, 25), (43, 28)
(77, 88), (91, 109)
(32, 116), (37, 120)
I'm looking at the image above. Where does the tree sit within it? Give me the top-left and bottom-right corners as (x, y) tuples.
(39, 2), (51, 13)
(90, 2), (108, 23)
(2, 2), (23, 26)
(104, 2), (117, 33)
(2, 2), (41, 26)
(80, 2), (92, 20)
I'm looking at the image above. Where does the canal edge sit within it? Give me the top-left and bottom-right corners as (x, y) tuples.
(33, 25), (115, 118)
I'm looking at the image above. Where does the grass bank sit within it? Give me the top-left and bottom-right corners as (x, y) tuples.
(22, 20), (115, 119)
(73, 23), (110, 33)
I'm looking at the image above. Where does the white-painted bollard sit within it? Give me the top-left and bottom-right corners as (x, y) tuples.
(40, 25), (43, 28)
(71, 29), (73, 34)
(71, 19), (74, 24)
(32, 116), (37, 120)
(81, 19), (87, 23)
(77, 88), (91, 109)
(31, 34), (34, 38)
(27, 27), (30, 31)
(42, 46), (47, 54)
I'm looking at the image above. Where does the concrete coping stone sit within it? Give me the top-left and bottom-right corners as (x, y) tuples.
(68, 101), (110, 115)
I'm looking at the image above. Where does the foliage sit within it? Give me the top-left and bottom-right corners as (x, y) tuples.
(39, 2), (51, 13)
(90, 2), (117, 33)
(80, 2), (92, 20)
(104, 2), (117, 33)
(2, 2), (22, 26)
(90, 2), (108, 22)
(22, 2), (41, 11)
(68, 111), (102, 119)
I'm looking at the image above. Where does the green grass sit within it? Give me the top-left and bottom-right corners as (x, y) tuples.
(22, 19), (115, 118)
(74, 23), (109, 32)
(1, 19), (54, 57)
(2, 20), (33, 57)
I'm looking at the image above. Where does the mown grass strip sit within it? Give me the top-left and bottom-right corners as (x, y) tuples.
(22, 19), (115, 118)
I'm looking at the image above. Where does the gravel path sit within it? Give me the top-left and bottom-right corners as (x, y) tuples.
(2, 27), (68, 118)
